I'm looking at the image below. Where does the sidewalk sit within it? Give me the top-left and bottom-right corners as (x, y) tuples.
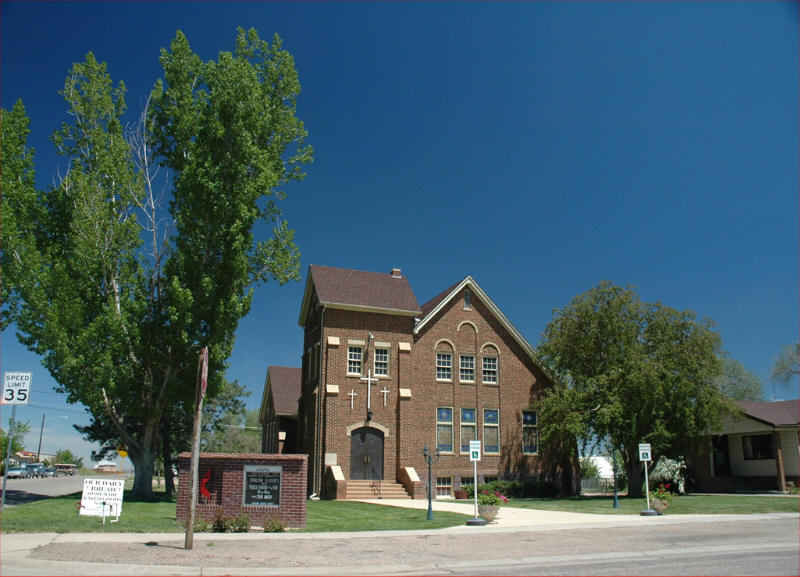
(1, 498), (797, 576)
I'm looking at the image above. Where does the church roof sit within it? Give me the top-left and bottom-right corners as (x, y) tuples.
(299, 265), (421, 325)
(266, 366), (301, 415)
(736, 399), (799, 427)
(420, 278), (464, 318)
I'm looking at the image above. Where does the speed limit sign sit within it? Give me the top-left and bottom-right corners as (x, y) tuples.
(2, 372), (32, 405)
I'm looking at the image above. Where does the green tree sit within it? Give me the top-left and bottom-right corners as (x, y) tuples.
(537, 282), (730, 497)
(203, 407), (261, 453)
(715, 358), (763, 401)
(54, 448), (84, 469)
(1, 420), (32, 464)
(1, 28), (311, 499)
(770, 343), (799, 393)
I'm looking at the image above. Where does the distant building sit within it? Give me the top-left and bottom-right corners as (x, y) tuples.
(93, 459), (118, 472)
(260, 265), (578, 499)
(260, 366), (301, 454)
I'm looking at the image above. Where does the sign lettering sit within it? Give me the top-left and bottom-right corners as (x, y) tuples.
(79, 478), (125, 517)
(2, 372), (32, 405)
(242, 465), (281, 507)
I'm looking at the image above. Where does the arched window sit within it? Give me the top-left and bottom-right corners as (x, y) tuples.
(435, 340), (455, 381)
(481, 344), (499, 384)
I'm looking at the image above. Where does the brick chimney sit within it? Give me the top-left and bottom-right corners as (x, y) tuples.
(390, 268), (402, 278)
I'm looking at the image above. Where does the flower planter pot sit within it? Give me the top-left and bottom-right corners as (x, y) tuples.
(477, 504), (499, 522)
(650, 497), (669, 515)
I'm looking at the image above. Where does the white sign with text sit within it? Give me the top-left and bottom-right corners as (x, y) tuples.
(79, 478), (125, 518)
(2, 372), (32, 405)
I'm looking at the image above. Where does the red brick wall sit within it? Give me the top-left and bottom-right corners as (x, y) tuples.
(300, 283), (573, 497)
(176, 452), (307, 528)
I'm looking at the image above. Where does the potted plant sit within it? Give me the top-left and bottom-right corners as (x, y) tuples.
(477, 490), (508, 522)
(649, 483), (673, 515)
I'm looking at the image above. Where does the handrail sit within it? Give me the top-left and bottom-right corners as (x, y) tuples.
(369, 470), (382, 499)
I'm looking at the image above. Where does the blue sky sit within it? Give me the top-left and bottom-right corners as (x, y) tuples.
(2, 1), (798, 465)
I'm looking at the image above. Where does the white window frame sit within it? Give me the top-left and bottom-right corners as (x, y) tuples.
(347, 346), (363, 375)
(436, 407), (454, 454)
(460, 355), (475, 383)
(483, 408), (500, 454)
(436, 353), (452, 381)
(436, 476), (453, 497)
(374, 347), (389, 376)
(460, 408), (477, 454)
(482, 355), (498, 384)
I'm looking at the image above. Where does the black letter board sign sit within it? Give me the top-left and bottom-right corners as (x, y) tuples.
(243, 465), (281, 506)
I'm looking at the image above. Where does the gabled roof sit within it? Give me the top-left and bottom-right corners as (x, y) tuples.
(415, 276), (550, 377)
(299, 265), (421, 325)
(736, 399), (799, 427)
(259, 366), (301, 422)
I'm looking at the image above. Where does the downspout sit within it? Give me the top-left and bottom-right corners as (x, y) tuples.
(316, 305), (326, 496)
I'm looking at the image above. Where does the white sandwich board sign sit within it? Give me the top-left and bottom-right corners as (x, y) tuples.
(79, 478), (125, 521)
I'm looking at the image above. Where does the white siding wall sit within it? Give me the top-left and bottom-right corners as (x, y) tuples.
(728, 429), (799, 477)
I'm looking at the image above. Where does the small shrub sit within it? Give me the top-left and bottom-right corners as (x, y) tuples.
(229, 513), (251, 533)
(263, 514), (286, 533)
(210, 510), (251, 532)
(212, 509), (228, 532)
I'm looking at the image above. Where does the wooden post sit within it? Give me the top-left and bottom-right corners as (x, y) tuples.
(184, 347), (208, 550)
(773, 431), (786, 492)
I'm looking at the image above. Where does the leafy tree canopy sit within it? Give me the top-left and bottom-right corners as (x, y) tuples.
(770, 343), (799, 392)
(54, 448), (84, 468)
(1, 420), (32, 462)
(1, 28), (311, 498)
(715, 358), (763, 401)
(537, 282), (731, 497)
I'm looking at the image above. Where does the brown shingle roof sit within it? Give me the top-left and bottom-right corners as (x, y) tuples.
(268, 366), (301, 415)
(420, 278), (466, 318)
(309, 265), (421, 315)
(737, 399), (799, 427)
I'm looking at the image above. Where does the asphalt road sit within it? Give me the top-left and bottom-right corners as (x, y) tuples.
(1, 474), (86, 507)
(2, 515), (796, 576)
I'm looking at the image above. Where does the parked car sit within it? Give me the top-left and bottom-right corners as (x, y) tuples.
(6, 466), (29, 479)
(25, 463), (46, 478)
(43, 466), (58, 478)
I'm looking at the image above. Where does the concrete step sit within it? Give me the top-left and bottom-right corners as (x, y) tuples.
(345, 480), (411, 500)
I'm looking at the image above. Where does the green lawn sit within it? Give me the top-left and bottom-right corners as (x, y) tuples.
(300, 500), (468, 532)
(0, 491), (468, 533)
(503, 494), (800, 515)
(1, 491), (796, 533)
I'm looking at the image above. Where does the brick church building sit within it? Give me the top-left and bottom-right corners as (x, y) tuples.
(260, 265), (578, 499)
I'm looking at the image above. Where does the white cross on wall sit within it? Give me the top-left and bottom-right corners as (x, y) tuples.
(347, 389), (358, 410)
(380, 386), (390, 406)
(360, 370), (378, 410)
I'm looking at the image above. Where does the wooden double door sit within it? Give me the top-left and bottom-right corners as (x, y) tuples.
(350, 427), (384, 480)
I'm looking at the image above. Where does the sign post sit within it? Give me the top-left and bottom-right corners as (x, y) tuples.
(2, 372), (32, 511)
(639, 442), (657, 516)
(185, 347), (209, 550)
(466, 440), (486, 526)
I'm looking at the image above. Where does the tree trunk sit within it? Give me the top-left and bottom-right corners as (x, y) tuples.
(162, 418), (175, 496)
(626, 456), (645, 498)
(129, 422), (157, 500)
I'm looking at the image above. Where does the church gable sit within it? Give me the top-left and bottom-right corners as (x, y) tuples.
(415, 277), (543, 371)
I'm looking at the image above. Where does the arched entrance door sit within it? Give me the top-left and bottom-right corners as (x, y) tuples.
(350, 427), (384, 480)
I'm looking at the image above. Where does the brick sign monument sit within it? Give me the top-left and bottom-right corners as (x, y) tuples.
(176, 452), (307, 528)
